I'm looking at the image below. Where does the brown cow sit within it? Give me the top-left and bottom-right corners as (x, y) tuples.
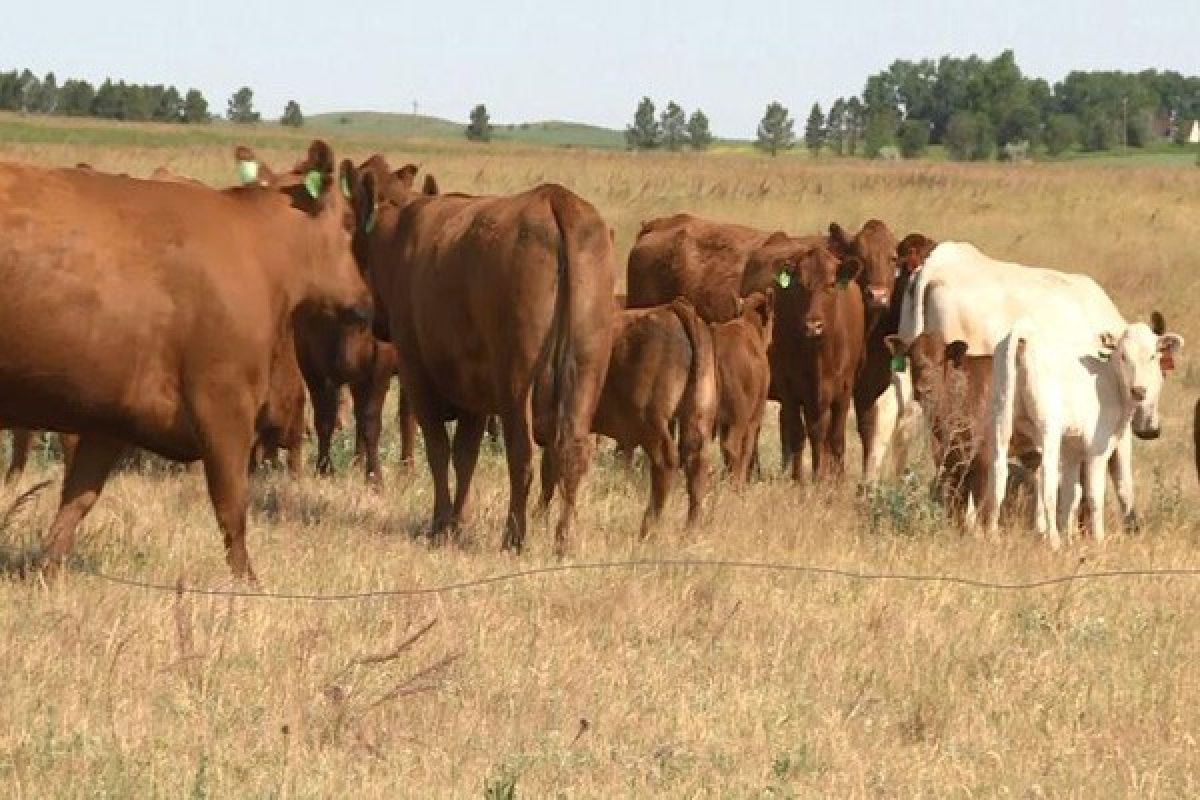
(349, 165), (616, 552)
(0, 140), (372, 581)
(541, 298), (716, 534)
(241, 148), (416, 482)
(884, 332), (992, 522)
(710, 291), (774, 485)
(626, 213), (775, 322)
(742, 236), (866, 481)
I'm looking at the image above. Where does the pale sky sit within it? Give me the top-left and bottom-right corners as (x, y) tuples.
(2, 0), (1196, 137)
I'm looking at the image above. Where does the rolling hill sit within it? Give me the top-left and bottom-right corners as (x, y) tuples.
(307, 111), (626, 148)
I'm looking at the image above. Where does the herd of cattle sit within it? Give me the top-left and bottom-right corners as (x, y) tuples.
(0, 139), (1188, 582)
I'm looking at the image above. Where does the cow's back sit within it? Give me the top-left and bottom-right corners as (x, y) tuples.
(626, 215), (770, 322)
(902, 241), (1125, 355)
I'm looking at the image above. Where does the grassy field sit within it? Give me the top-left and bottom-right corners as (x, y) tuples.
(1, 117), (1200, 797)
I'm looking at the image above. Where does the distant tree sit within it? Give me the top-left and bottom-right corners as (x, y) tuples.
(826, 98), (846, 155)
(1043, 113), (1080, 156)
(466, 103), (491, 141)
(844, 96), (864, 155)
(804, 102), (826, 156)
(756, 101), (795, 156)
(660, 101), (687, 151)
(863, 109), (899, 157)
(226, 86), (260, 124)
(16, 68), (38, 112)
(182, 89), (210, 123)
(686, 109), (713, 150)
(897, 119), (930, 158)
(281, 100), (304, 128)
(57, 79), (95, 116)
(32, 71), (57, 113)
(1078, 108), (1116, 151)
(153, 86), (183, 122)
(625, 96), (661, 149)
(944, 111), (995, 160)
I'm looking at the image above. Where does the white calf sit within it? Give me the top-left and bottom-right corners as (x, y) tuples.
(987, 316), (1183, 548)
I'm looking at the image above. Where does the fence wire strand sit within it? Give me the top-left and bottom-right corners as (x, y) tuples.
(60, 558), (1200, 602)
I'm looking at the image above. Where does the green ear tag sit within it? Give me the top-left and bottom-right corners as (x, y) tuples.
(236, 160), (259, 185)
(339, 173), (352, 199)
(364, 208), (377, 234)
(777, 271), (791, 289)
(837, 276), (850, 290)
(890, 355), (907, 373)
(1097, 350), (1111, 362)
(304, 170), (324, 200)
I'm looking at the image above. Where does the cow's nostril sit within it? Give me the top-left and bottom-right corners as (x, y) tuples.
(1131, 386), (1147, 402)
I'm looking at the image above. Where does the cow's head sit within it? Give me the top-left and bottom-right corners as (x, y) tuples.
(1102, 312), (1185, 440)
(897, 233), (937, 275)
(884, 332), (966, 408)
(739, 289), (776, 348)
(757, 238), (860, 340)
(830, 220), (898, 312)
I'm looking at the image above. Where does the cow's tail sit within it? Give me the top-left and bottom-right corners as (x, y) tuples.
(993, 320), (1030, 457)
(668, 298), (718, 442)
(544, 191), (604, 466)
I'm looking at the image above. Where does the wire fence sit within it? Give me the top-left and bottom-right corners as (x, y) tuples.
(65, 557), (1200, 602)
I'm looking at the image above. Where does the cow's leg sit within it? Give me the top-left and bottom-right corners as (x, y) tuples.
(1040, 436), (1062, 550)
(450, 413), (487, 525)
(6, 429), (34, 484)
(985, 444), (1008, 535)
(396, 390), (418, 471)
(1056, 457), (1082, 544)
(60, 434), (79, 476)
(641, 423), (680, 538)
(680, 422), (709, 529)
(1107, 430), (1138, 533)
(1082, 454), (1108, 543)
(718, 424), (737, 482)
(808, 403), (833, 482)
(828, 397), (851, 479)
(422, 420), (453, 537)
(41, 434), (126, 569)
(537, 449), (557, 510)
(779, 405), (794, 475)
(787, 402), (808, 483)
(310, 382), (339, 476)
(499, 408), (534, 553)
(199, 434), (259, 582)
(857, 391), (890, 485)
(350, 358), (392, 487)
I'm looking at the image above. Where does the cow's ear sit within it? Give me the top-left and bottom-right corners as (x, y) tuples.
(422, 173), (440, 196)
(884, 334), (907, 359)
(828, 222), (851, 256)
(1159, 333), (1184, 358)
(836, 258), (861, 289)
(764, 230), (789, 246)
(1151, 311), (1167, 336)
(394, 164), (419, 189)
(945, 340), (969, 368)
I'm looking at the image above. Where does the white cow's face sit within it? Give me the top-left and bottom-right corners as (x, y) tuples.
(1109, 322), (1184, 439)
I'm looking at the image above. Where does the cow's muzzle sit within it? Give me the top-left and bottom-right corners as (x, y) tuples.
(865, 287), (890, 309)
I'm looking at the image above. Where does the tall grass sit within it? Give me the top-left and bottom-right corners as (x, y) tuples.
(1, 117), (1198, 797)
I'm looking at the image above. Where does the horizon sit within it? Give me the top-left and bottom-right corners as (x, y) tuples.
(1, 0), (1197, 137)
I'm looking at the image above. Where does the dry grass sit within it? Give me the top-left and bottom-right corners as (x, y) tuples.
(1, 126), (1199, 798)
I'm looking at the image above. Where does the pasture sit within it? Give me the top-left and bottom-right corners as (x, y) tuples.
(1, 115), (1199, 797)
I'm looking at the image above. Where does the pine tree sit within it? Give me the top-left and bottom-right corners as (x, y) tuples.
(756, 101), (795, 156)
(281, 100), (304, 128)
(466, 104), (492, 141)
(660, 101), (687, 151)
(804, 102), (826, 156)
(687, 109), (714, 151)
(625, 97), (661, 149)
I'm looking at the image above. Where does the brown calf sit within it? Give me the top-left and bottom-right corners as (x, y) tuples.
(542, 298), (717, 534)
(710, 291), (774, 485)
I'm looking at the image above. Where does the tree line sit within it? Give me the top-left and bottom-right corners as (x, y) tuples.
(0, 68), (306, 127)
(617, 51), (1199, 159)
